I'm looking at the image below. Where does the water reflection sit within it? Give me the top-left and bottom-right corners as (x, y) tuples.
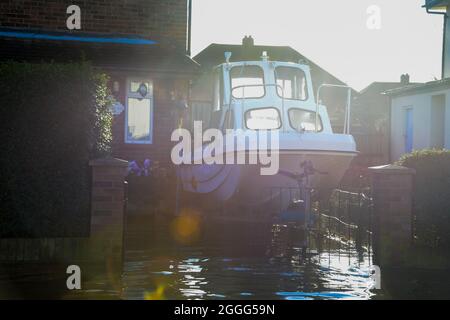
(0, 219), (377, 300)
(121, 250), (374, 300)
(119, 222), (375, 300)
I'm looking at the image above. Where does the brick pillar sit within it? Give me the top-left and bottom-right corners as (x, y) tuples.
(89, 158), (128, 262)
(368, 164), (415, 267)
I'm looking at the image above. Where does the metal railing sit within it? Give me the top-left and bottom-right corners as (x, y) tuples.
(325, 187), (374, 255)
(263, 184), (374, 261)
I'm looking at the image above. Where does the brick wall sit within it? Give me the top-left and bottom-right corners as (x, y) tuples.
(89, 157), (128, 264)
(369, 164), (415, 267)
(88, 158), (128, 263)
(0, 0), (188, 50)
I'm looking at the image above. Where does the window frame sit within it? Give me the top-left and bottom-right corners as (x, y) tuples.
(213, 67), (224, 111)
(222, 109), (235, 132)
(230, 65), (266, 99)
(244, 107), (282, 130)
(288, 108), (323, 132)
(125, 78), (154, 145)
(275, 66), (308, 101)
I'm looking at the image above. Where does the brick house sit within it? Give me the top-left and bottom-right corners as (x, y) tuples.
(0, 0), (198, 164)
(351, 75), (420, 166)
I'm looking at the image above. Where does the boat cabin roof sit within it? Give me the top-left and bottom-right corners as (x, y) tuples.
(214, 59), (311, 71)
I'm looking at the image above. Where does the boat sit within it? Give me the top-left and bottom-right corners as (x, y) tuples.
(177, 52), (357, 213)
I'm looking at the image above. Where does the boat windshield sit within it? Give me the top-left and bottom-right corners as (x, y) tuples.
(245, 108), (281, 130)
(275, 66), (308, 100)
(230, 65), (265, 99)
(289, 108), (322, 132)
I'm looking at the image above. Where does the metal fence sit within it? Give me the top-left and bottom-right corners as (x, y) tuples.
(318, 187), (374, 263)
(266, 181), (374, 263)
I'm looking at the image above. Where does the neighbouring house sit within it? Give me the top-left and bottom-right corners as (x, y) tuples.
(384, 1), (450, 161)
(190, 36), (357, 133)
(0, 0), (198, 164)
(387, 79), (450, 161)
(351, 75), (420, 166)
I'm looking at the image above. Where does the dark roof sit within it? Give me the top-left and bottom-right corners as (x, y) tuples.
(0, 28), (199, 75)
(359, 82), (422, 96)
(193, 42), (354, 93)
(385, 78), (450, 96)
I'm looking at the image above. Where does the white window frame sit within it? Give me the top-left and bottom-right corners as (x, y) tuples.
(125, 78), (154, 144)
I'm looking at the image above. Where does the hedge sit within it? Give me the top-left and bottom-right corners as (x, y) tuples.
(0, 61), (113, 237)
(397, 149), (450, 247)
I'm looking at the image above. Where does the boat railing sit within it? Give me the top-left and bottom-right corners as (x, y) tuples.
(315, 84), (352, 134)
(229, 83), (286, 130)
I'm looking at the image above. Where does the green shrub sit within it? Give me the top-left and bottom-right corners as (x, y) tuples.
(397, 149), (450, 247)
(0, 61), (113, 237)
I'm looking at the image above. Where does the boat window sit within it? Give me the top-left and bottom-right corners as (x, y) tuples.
(245, 108), (281, 130)
(230, 65), (265, 99)
(289, 108), (322, 132)
(275, 67), (308, 100)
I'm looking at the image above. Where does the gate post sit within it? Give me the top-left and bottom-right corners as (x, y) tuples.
(368, 164), (415, 267)
(89, 158), (128, 262)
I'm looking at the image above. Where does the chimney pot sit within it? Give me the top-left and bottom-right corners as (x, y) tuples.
(242, 35), (254, 47)
(400, 73), (410, 85)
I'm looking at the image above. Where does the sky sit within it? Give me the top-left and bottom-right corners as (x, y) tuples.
(191, 0), (444, 91)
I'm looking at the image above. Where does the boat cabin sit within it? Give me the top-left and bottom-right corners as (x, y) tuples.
(190, 54), (333, 135)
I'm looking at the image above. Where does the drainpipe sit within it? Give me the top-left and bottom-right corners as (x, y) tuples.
(426, 4), (448, 79)
(187, 0), (192, 56)
(388, 95), (392, 163)
(442, 16), (447, 79)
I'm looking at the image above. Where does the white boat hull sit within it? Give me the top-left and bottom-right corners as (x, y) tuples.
(235, 150), (355, 209)
(178, 148), (357, 212)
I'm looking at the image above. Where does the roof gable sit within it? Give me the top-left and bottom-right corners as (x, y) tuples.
(193, 41), (354, 92)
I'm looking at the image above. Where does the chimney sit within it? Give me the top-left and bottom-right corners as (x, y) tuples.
(242, 35), (254, 47)
(400, 73), (410, 85)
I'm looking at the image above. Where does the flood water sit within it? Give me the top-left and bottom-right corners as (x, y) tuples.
(3, 212), (450, 300)
(120, 216), (377, 300)
(0, 215), (379, 300)
(119, 248), (375, 300)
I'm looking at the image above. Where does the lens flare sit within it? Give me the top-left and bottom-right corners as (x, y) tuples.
(144, 284), (166, 300)
(171, 209), (201, 244)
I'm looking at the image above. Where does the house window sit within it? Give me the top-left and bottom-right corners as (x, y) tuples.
(431, 94), (446, 148)
(125, 79), (153, 144)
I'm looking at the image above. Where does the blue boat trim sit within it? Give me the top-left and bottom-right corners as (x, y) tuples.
(0, 30), (157, 45)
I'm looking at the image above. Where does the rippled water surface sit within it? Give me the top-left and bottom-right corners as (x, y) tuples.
(0, 216), (381, 300)
(3, 211), (450, 299)
(118, 249), (374, 300)
(70, 217), (377, 300)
